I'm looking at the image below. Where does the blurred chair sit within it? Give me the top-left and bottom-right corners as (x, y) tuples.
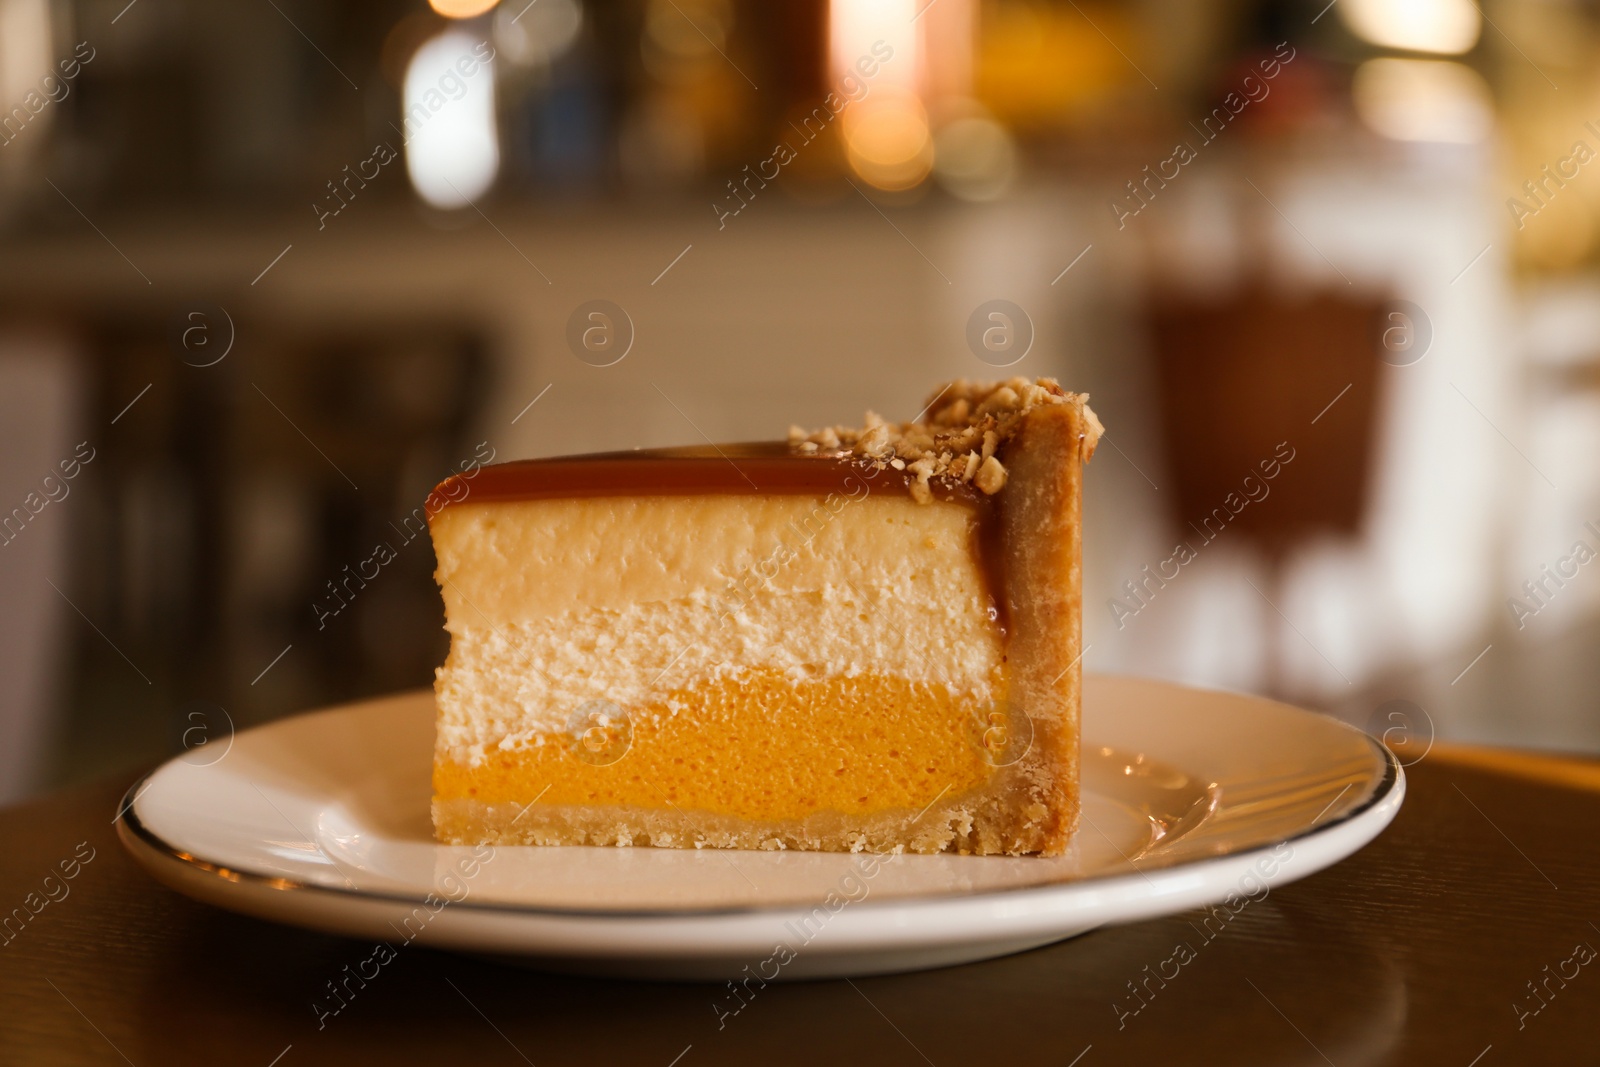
(0, 331), (81, 803)
(1146, 285), (1385, 693)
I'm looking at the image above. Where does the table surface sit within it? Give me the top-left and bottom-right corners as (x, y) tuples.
(2, 741), (1595, 1067)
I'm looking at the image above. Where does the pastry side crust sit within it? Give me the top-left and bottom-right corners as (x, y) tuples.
(997, 397), (1093, 854)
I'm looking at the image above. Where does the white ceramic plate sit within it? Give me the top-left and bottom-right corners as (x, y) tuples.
(117, 675), (1402, 980)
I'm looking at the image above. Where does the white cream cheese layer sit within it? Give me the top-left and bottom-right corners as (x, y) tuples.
(430, 495), (1004, 765)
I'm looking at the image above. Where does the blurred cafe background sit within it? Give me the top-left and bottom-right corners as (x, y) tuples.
(2, 0), (1599, 803)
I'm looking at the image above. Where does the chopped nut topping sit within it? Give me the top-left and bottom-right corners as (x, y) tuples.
(974, 455), (1008, 494)
(788, 377), (1102, 499)
(857, 422), (891, 458)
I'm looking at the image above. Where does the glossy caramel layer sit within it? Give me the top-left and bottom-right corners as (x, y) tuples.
(433, 443), (988, 506)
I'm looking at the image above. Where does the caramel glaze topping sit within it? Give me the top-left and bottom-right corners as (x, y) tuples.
(430, 443), (1011, 635)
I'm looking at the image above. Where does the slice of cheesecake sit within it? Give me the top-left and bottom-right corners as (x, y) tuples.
(428, 378), (1100, 856)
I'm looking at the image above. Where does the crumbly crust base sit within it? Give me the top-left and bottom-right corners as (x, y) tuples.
(434, 759), (1056, 855)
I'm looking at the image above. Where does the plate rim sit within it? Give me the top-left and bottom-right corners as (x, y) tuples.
(116, 677), (1404, 922)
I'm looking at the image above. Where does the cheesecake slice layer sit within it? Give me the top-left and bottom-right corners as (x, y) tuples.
(428, 379), (1099, 855)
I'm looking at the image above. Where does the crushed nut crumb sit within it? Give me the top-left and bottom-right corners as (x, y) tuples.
(974, 455), (1008, 494)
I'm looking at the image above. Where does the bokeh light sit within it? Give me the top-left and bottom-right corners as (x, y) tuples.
(403, 29), (502, 209)
(1352, 58), (1492, 144)
(1340, 0), (1481, 56)
(843, 91), (934, 191)
(932, 104), (1017, 201)
(494, 0), (583, 68)
(429, 0), (502, 20)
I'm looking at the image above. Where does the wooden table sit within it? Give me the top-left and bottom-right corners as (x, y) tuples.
(2, 744), (1594, 1066)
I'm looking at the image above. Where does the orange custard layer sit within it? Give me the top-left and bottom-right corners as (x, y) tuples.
(432, 669), (1000, 822)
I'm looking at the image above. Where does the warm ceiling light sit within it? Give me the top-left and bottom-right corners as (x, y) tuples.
(829, 0), (920, 94)
(429, 0), (500, 19)
(1341, 0), (1481, 55)
(830, 0), (934, 189)
(1352, 58), (1492, 144)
